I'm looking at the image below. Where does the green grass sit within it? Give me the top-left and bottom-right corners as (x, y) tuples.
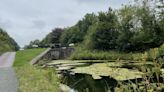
(14, 48), (59, 92)
(70, 47), (143, 60)
(14, 48), (46, 66)
(14, 65), (59, 92)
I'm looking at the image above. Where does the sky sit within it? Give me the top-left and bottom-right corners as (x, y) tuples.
(0, 0), (130, 47)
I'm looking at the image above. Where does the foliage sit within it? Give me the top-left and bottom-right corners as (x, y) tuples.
(60, 13), (98, 45)
(114, 56), (164, 92)
(58, 0), (164, 52)
(25, 28), (64, 49)
(90, 9), (118, 50)
(70, 44), (164, 60)
(24, 39), (41, 49)
(116, 6), (136, 51)
(60, 26), (82, 45)
(42, 28), (64, 45)
(0, 28), (19, 54)
(130, 3), (164, 51)
(70, 47), (139, 60)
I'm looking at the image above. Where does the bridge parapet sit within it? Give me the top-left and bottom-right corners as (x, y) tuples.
(50, 47), (74, 60)
(31, 47), (75, 65)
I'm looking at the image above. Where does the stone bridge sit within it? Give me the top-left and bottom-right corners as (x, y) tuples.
(47, 47), (75, 60)
(30, 47), (75, 65)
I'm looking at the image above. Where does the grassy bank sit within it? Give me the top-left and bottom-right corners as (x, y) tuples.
(14, 48), (46, 66)
(70, 44), (164, 61)
(14, 48), (59, 92)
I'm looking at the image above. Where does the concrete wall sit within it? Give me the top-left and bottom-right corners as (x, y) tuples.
(49, 47), (74, 60)
(30, 48), (51, 65)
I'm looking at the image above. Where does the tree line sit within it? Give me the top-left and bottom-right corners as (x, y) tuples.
(0, 28), (19, 54)
(28, 0), (164, 52)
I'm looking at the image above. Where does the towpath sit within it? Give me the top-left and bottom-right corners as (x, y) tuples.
(0, 52), (18, 92)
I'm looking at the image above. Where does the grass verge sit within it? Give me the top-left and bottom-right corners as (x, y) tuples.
(70, 44), (164, 61)
(14, 48), (46, 66)
(14, 48), (59, 92)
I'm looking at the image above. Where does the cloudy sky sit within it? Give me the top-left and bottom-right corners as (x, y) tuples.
(0, 0), (130, 47)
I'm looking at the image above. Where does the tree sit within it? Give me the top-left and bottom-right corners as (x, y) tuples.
(60, 13), (98, 45)
(50, 28), (64, 44)
(90, 9), (119, 50)
(0, 28), (19, 52)
(117, 6), (136, 51)
(130, 1), (164, 51)
(60, 26), (81, 45)
(41, 28), (64, 45)
(44, 0), (164, 52)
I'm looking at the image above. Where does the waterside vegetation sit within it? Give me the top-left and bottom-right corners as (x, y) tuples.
(14, 48), (59, 92)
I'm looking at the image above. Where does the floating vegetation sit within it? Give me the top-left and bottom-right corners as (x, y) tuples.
(46, 60), (145, 80)
(71, 63), (143, 80)
(44, 59), (164, 92)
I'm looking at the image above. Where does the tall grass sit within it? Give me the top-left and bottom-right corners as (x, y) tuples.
(114, 59), (164, 92)
(108, 47), (164, 92)
(70, 44), (164, 61)
(70, 47), (143, 60)
(14, 48), (60, 92)
(14, 65), (59, 92)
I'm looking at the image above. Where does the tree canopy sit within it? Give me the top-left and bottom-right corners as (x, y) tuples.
(38, 0), (164, 52)
(59, 0), (164, 52)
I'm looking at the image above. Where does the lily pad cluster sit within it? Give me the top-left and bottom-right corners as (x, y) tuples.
(46, 60), (144, 81)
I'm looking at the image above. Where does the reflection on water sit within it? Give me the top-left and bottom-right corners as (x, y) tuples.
(61, 73), (117, 92)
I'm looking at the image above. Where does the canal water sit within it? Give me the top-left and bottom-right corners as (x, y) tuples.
(61, 73), (118, 92)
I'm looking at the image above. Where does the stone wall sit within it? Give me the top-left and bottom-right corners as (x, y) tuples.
(49, 47), (74, 60)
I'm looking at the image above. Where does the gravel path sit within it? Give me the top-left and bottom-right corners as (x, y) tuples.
(0, 52), (18, 92)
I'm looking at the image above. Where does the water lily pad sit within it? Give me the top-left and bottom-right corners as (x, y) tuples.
(47, 60), (145, 81)
(71, 63), (143, 81)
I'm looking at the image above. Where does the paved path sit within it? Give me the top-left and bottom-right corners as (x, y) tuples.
(0, 52), (18, 92)
(0, 52), (16, 67)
